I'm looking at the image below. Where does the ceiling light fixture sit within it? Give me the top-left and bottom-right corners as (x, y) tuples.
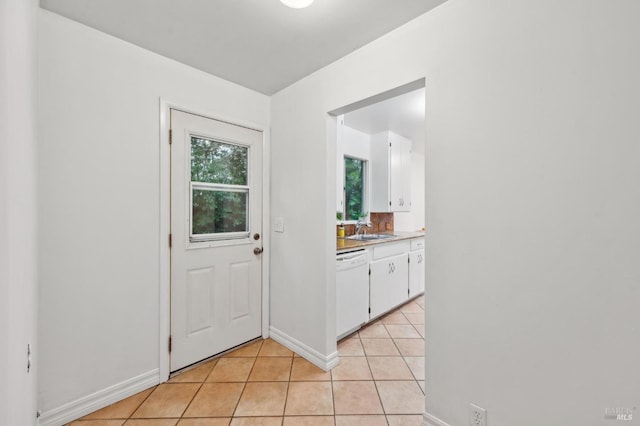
(280, 0), (314, 9)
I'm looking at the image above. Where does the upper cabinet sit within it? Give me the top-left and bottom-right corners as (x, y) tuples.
(370, 131), (412, 212)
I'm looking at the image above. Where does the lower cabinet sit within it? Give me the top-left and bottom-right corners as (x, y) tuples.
(369, 252), (409, 319)
(409, 249), (425, 297)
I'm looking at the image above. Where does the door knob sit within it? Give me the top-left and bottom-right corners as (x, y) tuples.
(253, 247), (264, 255)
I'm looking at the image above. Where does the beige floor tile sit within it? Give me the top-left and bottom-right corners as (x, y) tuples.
(385, 325), (421, 339)
(393, 339), (425, 357)
(399, 302), (423, 314)
(207, 358), (255, 382)
(375, 381), (424, 414)
(358, 324), (389, 338)
(177, 419), (231, 426)
(331, 357), (372, 381)
(415, 325), (426, 338)
(386, 414), (424, 425)
(337, 337), (364, 356)
(284, 382), (333, 416)
(131, 383), (200, 418)
(235, 382), (288, 416)
(418, 381), (425, 393)
(124, 420), (178, 426)
(332, 381), (383, 415)
(182, 382), (244, 417)
(367, 357), (413, 380)
(403, 357), (425, 381)
(402, 313), (424, 325)
(380, 312), (410, 325)
(170, 360), (217, 383)
(258, 340), (294, 357)
(360, 338), (400, 356)
(229, 418), (282, 426)
(414, 296), (425, 309)
(81, 388), (155, 419)
(69, 421), (125, 426)
(334, 415), (388, 426)
(225, 340), (264, 358)
(290, 358), (331, 381)
(283, 416), (334, 426)
(248, 357), (292, 382)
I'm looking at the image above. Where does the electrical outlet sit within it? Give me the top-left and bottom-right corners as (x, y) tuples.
(469, 403), (487, 426)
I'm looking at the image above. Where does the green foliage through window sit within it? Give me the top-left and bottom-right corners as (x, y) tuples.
(344, 157), (365, 221)
(190, 137), (249, 239)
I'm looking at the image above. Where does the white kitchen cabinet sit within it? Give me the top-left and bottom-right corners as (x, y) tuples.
(409, 237), (426, 298)
(369, 252), (409, 319)
(370, 131), (412, 212)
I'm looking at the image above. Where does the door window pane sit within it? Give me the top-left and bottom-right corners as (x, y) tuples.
(344, 157), (366, 221)
(191, 137), (248, 185)
(192, 188), (248, 235)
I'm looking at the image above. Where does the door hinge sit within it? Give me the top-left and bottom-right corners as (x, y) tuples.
(169, 129), (173, 144)
(169, 233), (172, 248)
(368, 307), (371, 314)
(168, 335), (172, 353)
(368, 268), (371, 276)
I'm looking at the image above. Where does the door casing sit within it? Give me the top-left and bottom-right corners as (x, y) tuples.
(158, 98), (270, 381)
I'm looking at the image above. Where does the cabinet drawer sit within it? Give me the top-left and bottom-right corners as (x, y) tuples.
(410, 237), (425, 251)
(371, 241), (410, 260)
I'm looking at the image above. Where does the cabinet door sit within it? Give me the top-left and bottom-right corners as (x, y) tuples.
(369, 253), (409, 319)
(409, 249), (425, 297)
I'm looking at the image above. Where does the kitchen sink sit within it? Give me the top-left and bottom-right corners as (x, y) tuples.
(345, 234), (396, 241)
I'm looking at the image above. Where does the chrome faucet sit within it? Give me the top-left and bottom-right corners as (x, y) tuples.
(355, 218), (372, 235)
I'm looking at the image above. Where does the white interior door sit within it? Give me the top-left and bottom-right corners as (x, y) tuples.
(170, 109), (263, 372)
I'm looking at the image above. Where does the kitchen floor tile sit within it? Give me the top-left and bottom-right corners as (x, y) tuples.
(248, 357), (292, 382)
(358, 324), (390, 338)
(69, 421), (125, 426)
(393, 339), (425, 357)
(81, 388), (155, 419)
(334, 415), (388, 426)
(332, 381), (383, 415)
(124, 420), (178, 426)
(375, 381), (424, 414)
(207, 358), (255, 382)
(331, 357), (372, 381)
(402, 313), (424, 325)
(367, 356), (413, 380)
(234, 382), (288, 417)
(290, 358), (331, 381)
(170, 360), (217, 383)
(403, 357), (425, 381)
(386, 414), (424, 425)
(229, 418), (283, 426)
(258, 340), (293, 357)
(360, 338), (400, 356)
(284, 382), (333, 415)
(337, 337), (365, 356)
(283, 416), (334, 425)
(131, 384), (200, 418)
(380, 312), (410, 325)
(384, 325), (421, 339)
(224, 340), (263, 358)
(182, 382), (244, 417)
(399, 302), (423, 314)
(177, 419), (231, 426)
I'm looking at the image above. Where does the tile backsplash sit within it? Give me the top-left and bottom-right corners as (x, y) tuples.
(337, 212), (394, 236)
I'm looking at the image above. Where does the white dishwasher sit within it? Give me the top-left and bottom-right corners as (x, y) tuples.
(336, 249), (369, 340)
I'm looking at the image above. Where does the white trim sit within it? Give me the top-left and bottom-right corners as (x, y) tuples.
(37, 369), (159, 426)
(159, 98), (271, 381)
(269, 326), (339, 371)
(423, 411), (452, 426)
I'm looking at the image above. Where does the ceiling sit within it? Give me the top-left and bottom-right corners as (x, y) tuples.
(344, 88), (426, 152)
(39, 0), (446, 95)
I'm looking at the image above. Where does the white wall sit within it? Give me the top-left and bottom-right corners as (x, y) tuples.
(0, 0), (39, 424)
(37, 9), (269, 418)
(271, 1), (640, 425)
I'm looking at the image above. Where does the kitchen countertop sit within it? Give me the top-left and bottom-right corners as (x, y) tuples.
(337, 230), (425, 253)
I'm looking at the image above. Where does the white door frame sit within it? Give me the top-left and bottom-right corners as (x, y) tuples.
(158, 98), (270, 381)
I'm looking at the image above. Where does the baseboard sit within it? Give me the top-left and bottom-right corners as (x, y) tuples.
(38, 369), (159, 426)
(424, 411), (452, 426)
(269, 326), (339, 371)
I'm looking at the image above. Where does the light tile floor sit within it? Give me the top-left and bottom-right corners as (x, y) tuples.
(69, 296), (425, 426)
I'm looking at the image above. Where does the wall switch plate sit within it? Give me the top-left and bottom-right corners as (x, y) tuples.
(469, 403), (487, 426)
(274, 217), (284, 233)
